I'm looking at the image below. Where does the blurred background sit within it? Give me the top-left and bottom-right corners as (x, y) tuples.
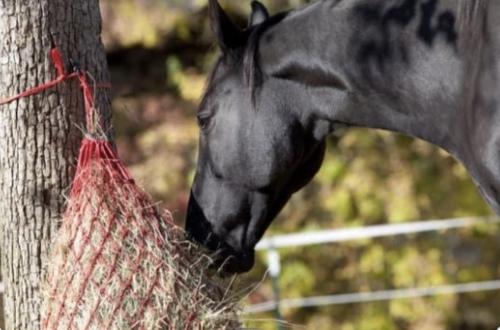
(101, 0), (500, 329)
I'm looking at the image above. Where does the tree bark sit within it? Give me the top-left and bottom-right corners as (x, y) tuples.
(0, 1), (112, 329)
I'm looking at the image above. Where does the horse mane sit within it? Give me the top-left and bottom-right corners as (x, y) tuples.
(456, 0), (489, 119)
(457, 0), (488, 47)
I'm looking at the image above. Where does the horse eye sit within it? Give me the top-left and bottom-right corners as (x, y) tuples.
(197, 114), (211, 130)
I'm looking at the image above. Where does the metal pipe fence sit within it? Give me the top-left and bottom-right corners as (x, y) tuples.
(247, 216), (500, 322)
(245, 279), (500, 314)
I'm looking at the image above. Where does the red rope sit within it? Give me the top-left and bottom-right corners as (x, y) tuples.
(0, 46), (110, 133)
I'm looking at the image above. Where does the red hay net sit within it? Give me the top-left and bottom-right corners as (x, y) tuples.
(1, 47), (239, 329)
(42, 138), (177, 329)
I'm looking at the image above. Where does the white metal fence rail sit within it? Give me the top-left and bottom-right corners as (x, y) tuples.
(256, 216), (500, 250)
(245, 280), (500, 314)
(247, 216), (500, 317)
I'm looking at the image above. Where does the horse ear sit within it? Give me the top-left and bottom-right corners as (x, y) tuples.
(249, 1), (270, 27)
(209, 0), (245, 53)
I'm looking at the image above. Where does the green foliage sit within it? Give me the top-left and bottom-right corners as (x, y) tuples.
(281, 261), (316, 299)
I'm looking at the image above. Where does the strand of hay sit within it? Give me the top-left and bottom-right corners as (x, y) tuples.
(42, 137), (240, 330)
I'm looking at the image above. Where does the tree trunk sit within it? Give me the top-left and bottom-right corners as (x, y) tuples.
(0, 1), (112, 329)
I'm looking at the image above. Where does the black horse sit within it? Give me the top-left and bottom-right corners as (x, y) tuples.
(186, 0), (498, 273)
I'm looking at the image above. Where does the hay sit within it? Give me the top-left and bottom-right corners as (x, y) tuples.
(42, 138), (240, 330)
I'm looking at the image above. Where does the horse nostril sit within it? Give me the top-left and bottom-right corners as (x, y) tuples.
(222, 219), (237, 233)
(256, 184), (274, 195)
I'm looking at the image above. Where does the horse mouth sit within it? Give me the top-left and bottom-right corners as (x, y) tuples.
(189, 224), (256, 274)
(188, 228), (256, 274)
(185, 193), (256, 274)
(214, 246), (255, 274)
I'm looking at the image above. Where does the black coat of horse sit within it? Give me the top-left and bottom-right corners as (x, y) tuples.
(186, 0), (499, 273)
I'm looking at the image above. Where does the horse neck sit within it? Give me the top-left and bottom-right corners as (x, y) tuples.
(259, 0), (488, 156)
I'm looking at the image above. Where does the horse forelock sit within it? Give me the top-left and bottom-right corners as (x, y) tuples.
(243, 27), (261, 106)
(243, 12), (288, 109)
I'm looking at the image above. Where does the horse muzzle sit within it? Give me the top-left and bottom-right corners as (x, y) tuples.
(185, 192), (256, 274)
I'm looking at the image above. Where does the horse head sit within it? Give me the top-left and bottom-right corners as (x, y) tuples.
(186, 0), (329, 273)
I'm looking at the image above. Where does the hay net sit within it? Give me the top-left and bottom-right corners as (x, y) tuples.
(0, 45), (241, 329)
(42, 138), (239, 329)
